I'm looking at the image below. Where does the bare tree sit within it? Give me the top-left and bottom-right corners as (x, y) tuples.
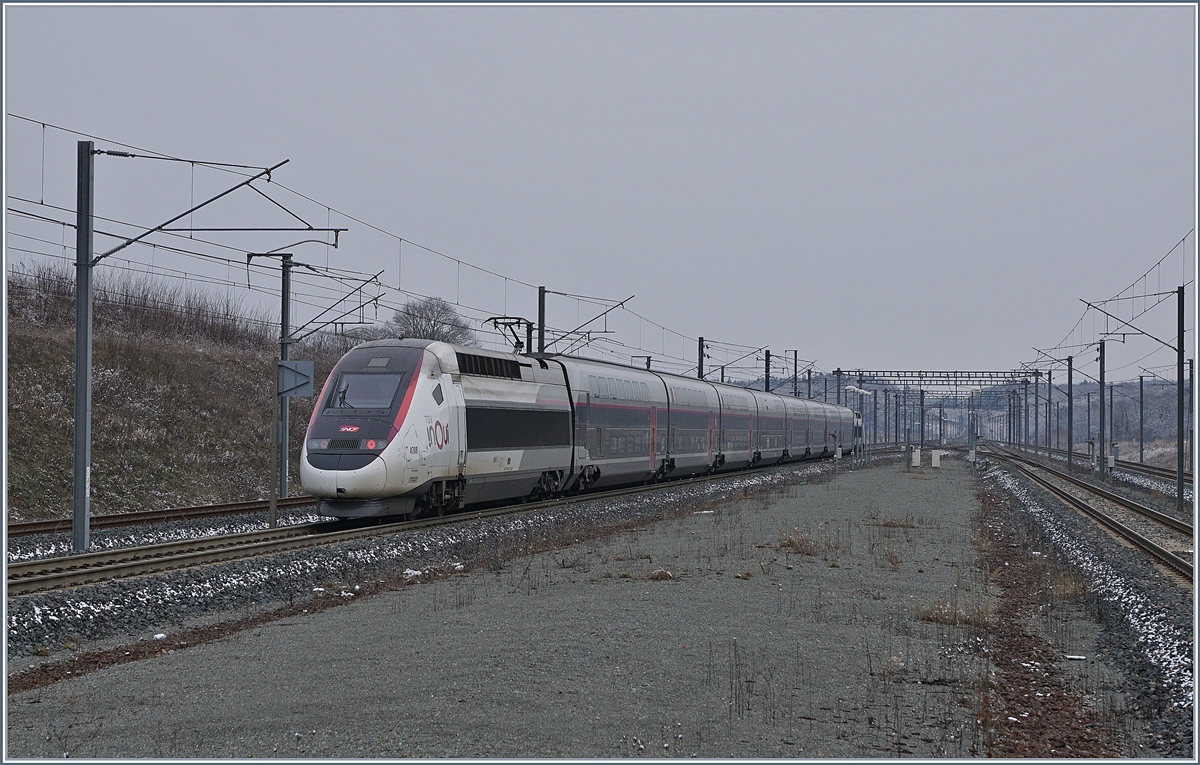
(384, 296), (477, 346)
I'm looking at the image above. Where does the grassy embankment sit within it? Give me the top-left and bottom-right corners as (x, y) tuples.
(6, 265), (351, 522)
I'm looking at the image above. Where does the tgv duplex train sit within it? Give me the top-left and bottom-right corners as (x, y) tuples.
(301, 339), (859, 518)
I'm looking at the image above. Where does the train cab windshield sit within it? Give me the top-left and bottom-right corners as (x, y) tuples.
(325, 373), (406, 411)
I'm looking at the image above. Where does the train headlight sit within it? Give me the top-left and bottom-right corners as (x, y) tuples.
(307, 439), (319, 450)
(307, 439), (330, 450)
(367, 439), (387, 450)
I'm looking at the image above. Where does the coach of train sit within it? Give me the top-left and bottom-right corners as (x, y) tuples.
(300, 339), (858, 518)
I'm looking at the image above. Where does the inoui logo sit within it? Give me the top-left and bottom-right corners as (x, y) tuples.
(427, 421), (450, 450)
(339, 425), (360, 433)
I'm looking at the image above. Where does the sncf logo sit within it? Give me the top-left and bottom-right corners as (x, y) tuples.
(339, 425), (360, 433)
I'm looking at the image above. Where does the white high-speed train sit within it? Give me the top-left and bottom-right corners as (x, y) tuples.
(300, 339), (859, 518)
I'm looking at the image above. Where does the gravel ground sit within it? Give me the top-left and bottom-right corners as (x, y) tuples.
(5, 454), (1186, 758)
(7, 461), (844, 663)
(976, 460), (1194, 758)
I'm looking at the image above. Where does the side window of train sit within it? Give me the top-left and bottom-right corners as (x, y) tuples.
(432, 383), (444, 406)
(598, 377), (609, 398)
(589, 375), (599, 398)
(640, 382), (649, 401)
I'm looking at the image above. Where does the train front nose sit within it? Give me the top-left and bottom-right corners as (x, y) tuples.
(333, 454), (387, 497)
(300, 341), (428, 506)
(302, 441), (391, 497)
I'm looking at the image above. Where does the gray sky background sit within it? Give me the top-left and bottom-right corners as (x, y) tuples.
(4, 4), (1196, 384)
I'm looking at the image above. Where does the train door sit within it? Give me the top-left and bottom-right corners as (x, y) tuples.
(650, 406), (658, 471)
(715, 399), (725, 466)
(748, 403), (757, 461)
(707, 410), (714, 465)
(575, 389), (590, 461)
(449, 382), (467, 473)
(402, 424), (425, 487)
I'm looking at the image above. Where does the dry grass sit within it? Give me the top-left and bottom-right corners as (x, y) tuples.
(881, 654), (906, 683)
(870, 514), (918, 529)
(882, 548), (902, 570)
(6, 263), (351, 519)
(1048, 570), (1087, 601)
(914, 596), (993, 627)
(776, 529), (817, 555)
(8, 262), (280, 348)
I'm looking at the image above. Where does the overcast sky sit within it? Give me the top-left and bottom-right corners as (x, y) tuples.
(4, 4), (1195, 382)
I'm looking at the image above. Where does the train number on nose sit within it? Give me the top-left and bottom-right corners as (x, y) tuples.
(428, 421), (449, 450)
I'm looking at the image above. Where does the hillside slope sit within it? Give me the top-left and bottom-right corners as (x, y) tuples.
(6, 267), (343, 521)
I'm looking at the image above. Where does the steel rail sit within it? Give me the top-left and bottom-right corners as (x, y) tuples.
(6, 496), (318, 538)
(1114, 458), (1194, 485)
(984, 448), (1193, 582)
(1040, 446), (1192, 486)
(6, 519), (351, 595)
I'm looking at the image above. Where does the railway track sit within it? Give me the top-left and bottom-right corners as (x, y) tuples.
(7, 519), (351, 596)
(983, 445), (1193, 582)
(1113, 457), (1194, 485)
(995, 448), (1193, 534)
(1028, 445), (1193, 487)
(9, 451), (898, 597)
(6, 496), (319, 538)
